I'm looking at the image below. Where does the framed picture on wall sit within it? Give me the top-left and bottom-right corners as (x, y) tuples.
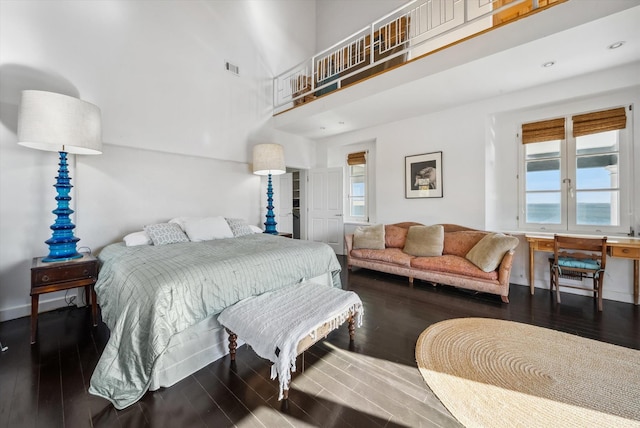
(405, 151), (443, 198)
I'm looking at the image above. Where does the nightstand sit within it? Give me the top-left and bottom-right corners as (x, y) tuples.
(30, 254), (99, 344)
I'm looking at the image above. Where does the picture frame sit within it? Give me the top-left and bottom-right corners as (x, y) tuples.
(405, 151), (443, 198)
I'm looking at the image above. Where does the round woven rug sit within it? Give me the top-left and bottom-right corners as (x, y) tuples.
(416, 318), (640, 428)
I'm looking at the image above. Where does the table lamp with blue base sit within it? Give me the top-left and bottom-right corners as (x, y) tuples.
(17, 90), (102, 262)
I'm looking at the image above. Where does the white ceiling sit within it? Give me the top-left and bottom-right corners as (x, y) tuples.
(272, 0), (640, 140)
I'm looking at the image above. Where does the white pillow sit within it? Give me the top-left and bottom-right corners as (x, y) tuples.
(123, 231), (152, 247)
(184, 216), (234, 242)
(249, 225), (263, 233)
(168, 216), (193, 232)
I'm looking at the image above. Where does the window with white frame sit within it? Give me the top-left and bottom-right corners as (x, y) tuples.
(520, 106), (632, 234)
(346, 151), (367, 222)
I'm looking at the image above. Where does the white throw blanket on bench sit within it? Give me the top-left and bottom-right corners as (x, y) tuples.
(218, 281), (363, 400)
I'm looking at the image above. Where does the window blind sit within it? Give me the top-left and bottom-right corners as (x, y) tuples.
(347, 151), (367, 165)
(572, 107), (627, 137)
(521, 118), (565, 144)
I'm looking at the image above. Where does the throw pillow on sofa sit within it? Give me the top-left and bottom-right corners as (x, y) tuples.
(385, 224), (409, 248)
(466, 233), (519, 272)
(402, 225), (444, 257)
(353, 224), (385, 250)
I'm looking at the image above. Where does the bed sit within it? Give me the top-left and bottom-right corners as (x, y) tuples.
(88, 231), (342, 409)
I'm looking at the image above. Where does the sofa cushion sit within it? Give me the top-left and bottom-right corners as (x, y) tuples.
(403, 225), (444, 257)
(350, 248), (414, 267)
(353, 224), (385, 250)
(385, 225), (408, 248)
(410, 255), (499, 281)
(466, 233), (519, 272)
(443, 231), (489, 257)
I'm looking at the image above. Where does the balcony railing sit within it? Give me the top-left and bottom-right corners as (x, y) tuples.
(273, 0), (561, 113)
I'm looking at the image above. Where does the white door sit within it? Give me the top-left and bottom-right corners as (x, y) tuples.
(279, 173), (293, 234)
(308, 167), (344, 254)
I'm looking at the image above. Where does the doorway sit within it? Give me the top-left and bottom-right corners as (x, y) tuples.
(281, 168), (306, 239)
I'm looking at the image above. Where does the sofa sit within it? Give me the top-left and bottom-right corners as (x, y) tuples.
(344, 222), (518, 303)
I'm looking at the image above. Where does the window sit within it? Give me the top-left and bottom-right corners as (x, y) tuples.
(346, 151), (367, 222)
(520, 106), (631, 234)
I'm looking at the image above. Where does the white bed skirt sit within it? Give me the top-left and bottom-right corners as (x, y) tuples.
(148, 272), (333, 390)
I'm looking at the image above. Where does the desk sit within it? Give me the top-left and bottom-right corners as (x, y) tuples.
(525, 234), (640, 305)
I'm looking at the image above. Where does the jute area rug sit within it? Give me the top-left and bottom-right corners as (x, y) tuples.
(416, 318), (640, 428)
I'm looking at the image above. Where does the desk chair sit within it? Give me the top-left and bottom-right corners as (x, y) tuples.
(549, 235), (607, 311)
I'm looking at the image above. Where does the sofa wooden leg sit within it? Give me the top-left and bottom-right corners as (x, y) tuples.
(408, 277), (414, 288)
(501, 296), (509, 304)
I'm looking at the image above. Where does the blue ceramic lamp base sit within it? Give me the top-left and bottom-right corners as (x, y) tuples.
(42, 151), (82, 262)
(263, 173), (278, 235)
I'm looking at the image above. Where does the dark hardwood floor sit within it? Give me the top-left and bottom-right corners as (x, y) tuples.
(1, 256), (638, 428)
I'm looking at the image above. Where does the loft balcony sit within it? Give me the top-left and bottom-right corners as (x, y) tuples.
(271, 0), (640, 139)
(274, 0), (564, 113)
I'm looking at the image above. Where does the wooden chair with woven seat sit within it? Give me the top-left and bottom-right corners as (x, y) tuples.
(549, 234), (607, 311)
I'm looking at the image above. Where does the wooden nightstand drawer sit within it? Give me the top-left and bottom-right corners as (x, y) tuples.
(32, 262), (97, 287)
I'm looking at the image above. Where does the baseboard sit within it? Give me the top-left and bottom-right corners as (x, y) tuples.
(0, 292), (82, 322)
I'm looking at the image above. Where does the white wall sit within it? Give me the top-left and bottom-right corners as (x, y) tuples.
(0, 0), (317, 321)
(316, 62), (640, 303)
(315, 0), (406, 50)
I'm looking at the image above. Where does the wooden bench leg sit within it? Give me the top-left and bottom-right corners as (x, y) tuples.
(226, 329), (237, 361)
(348, 315), (356, 342)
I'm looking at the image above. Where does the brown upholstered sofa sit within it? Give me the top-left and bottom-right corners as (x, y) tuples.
(344, 222), (517, 303)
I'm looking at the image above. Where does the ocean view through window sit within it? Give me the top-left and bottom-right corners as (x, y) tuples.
(520, 106), (631, 234)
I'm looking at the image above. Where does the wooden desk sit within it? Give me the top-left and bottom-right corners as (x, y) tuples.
(525, 234), (640, 305)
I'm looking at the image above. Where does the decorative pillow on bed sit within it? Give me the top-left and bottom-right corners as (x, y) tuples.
(249, 225), (263, 233)
(123, 231), (152, 247)
(168, 216), (191, 231)
(465, 232), (519, 272)
(144, 223), (189, 245)
(402, 225), (444, 257)
(183, 216), (234, 242)
(353, 224), (385, 250)
(225, 218), (254, 237)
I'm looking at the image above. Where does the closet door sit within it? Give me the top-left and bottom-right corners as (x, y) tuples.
(308, 167), (344, 254)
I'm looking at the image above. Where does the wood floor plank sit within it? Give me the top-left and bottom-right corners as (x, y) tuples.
(0, 320), (39, 428)
(36, 345), (64, 428)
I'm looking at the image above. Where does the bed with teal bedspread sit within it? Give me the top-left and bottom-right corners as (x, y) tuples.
(88, 233), (341, 409)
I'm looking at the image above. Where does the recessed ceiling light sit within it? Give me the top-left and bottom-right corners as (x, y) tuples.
(338, 121), (345, 125)
(608, 41), (625, 49)
(542, 61), (555, 68)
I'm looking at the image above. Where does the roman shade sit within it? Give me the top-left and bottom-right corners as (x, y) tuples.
(347, 151), (367, 165)
(521, 118), (565, 144)
(572, 107), (627, 137)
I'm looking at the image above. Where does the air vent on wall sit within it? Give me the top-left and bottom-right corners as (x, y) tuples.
(225, 61), (239, 76)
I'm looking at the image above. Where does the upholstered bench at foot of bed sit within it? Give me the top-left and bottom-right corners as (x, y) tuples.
(217, 281), (363, 401)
